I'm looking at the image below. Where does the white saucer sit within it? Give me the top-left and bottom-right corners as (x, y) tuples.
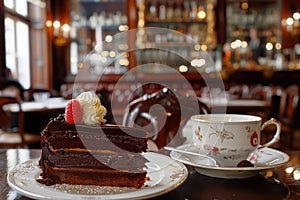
(169, 144), (290, 179)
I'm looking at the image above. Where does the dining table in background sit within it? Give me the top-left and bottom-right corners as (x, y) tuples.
(3, 97), (69, 113)
(1, 148), (300, 200)
(3, 97), (69, 136)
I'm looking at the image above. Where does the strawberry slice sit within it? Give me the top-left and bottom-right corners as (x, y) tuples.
(64, 99), (83, 124)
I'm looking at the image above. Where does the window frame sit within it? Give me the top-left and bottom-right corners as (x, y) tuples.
(4, 2), (31, 89)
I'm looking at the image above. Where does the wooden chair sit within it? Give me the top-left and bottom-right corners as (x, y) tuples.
(246, 85), (274, 119)
(0, 96), (40, 148)
(278, 85), (300, 149)
(259, 86), (284, 147)
(269, 86), (285, 119)
(0, 85), (23, 102)
(123, 87), (210, 150)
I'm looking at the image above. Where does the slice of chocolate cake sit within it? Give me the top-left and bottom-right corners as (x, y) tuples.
(37, 91), (148, 188)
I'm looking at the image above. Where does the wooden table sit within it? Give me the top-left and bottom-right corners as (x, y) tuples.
(3, 97), (68, 113)
(3, 98), (68, 135)
(1, 148), (300, 199)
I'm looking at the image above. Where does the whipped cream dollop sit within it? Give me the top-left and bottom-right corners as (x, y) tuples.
(76, 91), (107, 125)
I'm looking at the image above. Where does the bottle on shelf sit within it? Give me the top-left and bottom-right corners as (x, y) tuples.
(159, 0), (166, 20)
(183, 1), (190, 20)
(149, 0), (157, 20)
(190, 1), (198, 20)
(174, 1), (183, 19)
(166, 1), (174, 20)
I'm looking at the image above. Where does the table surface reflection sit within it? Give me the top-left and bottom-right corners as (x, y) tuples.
(1, 148), (300, 200)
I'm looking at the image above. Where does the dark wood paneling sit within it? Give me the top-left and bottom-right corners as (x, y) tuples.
(217, 0), (226, 45)
(48, 0), (70, 91)
(0, 1), (6, 79)
(281, 0), (300, 49)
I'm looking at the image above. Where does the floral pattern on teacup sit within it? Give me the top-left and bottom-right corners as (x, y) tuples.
(204, 144), (252, 161)
(194, 126), (203, 141)
(209, 126), (234, 143)
(250, 131), (259, 147)
(203, 144), (220, 154)
(222, 154), (244, 160)
(245, 126), (253, 133)
(204, 144), (242, 155)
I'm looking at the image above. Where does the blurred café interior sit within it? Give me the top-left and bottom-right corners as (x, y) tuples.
(0, 0), (300, 150)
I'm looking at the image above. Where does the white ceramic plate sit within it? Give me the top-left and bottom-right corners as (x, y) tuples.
(169, 144), (290, 179)
(7, 152), (188, 200)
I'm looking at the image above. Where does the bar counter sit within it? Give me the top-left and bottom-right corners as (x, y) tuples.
(1, 148), (300, 199)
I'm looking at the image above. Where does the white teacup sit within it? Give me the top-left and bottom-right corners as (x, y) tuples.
(191, 114), (281, 167)
(33, 92), (50, 102)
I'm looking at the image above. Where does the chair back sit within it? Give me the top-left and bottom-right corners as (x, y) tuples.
(275, 84), (300, 148)
(279, 85), (299, 123)
(0, 85), (23, 102)
(123, 87), (210, 149)
(269, 86), (285, 119)
(0, 96), (25, 145)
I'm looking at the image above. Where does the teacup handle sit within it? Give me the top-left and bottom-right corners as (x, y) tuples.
(259, 118), (281, 149)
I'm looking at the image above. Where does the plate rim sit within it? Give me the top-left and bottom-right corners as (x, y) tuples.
(170, 144), (290, 172)
(7, 152), (188, 200)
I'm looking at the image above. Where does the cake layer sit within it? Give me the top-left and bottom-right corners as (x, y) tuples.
(38, 115), (149, 188)
(42, 120), (147, 153)
(37, 160), (147, 188)
(40, 146), (147, 172)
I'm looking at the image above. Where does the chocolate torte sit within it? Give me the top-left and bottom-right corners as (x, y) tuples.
(37, 91), (148, 188)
